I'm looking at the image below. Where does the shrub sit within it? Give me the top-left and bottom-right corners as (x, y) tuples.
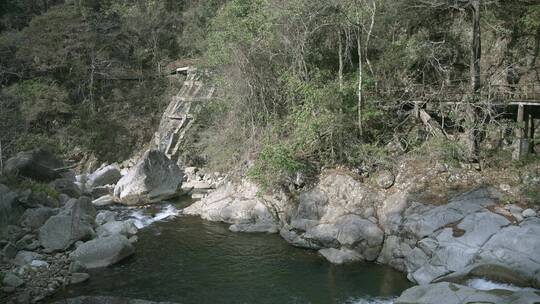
(248, 142), (306, 190)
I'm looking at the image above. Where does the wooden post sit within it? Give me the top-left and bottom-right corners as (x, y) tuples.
(513, 104), (528, 160)
(0, 140), (3, 173)
(529, 113), (535, 153)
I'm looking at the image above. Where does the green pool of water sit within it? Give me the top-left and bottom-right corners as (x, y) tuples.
(51, 205), (412, 304)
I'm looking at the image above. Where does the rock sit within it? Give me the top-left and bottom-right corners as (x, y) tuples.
(229, 222), (278, 233)
(475, 217), (540, 288)
(301, 214), (384, 262)
(435, 263), (534, 288)
(62, 197), (97, 222)
(50, 178), (82, 198)
(181, 181), (214, 192)
(69, 273), (90, 285)
(96, 220), (138, 238)
(7, 225), (25, 242)
(522, 208), (536, 218)
(87, 165), (122, 189)
(3, 149), (64, 182)
(38, 214), (95, 251)
(114, 150), (183, 205)
(91, 186), (115, 198)
(95, 210), (116, 226)
(395, 282), (540, 304)
(2, 242), (18, 259)
(50, 296), (179, 304)
(30, 259), (50, 268)
(20, 207), (56, 230)
(15, 234), (38, 250)
(3, 273), (24, 288)
(69, 261), (86, 273)
(18, 190), (58, 209)
(318, 248), (362, 264)
(0, 183), (18, 214)
(71, 234), (135, 269)
(92, 195), (115, 207)
(375, 169), (395, 189)
(184, 182), (278, 232)
(184, 167), (197, 175)
(402, 188), (497, 239)
(13, 251), (43, 266)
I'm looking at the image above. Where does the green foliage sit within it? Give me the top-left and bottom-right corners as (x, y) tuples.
(521, 5), (540, 32)
(4, 80), (71, 127)
(207, 0), (275, 66)
(418, 137), (466, 166)
(248, 142), (306, 190)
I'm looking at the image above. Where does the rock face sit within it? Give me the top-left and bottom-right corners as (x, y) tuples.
(183, 181), (280, 233)
(3, 149), (64, 181)
(71, 234), (135, 268)
(377, 187), (540, 288)
(280, 173), (384, 262)
(114, 150), (183, 205)
(395, 282), (540, 304)
(184, 169), (540, 292)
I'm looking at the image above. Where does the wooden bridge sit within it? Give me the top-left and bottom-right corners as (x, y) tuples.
(387, 82), (540, 160)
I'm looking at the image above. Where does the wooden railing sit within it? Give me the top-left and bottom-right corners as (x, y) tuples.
(383, 82), (540, 104)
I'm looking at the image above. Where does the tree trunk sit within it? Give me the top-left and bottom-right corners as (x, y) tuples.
(357, 26), (363, 136)
(338, 31), (344, 91)
(471, 0), (481, 94)
(0, 140), (3, 173)
(465, 0), (482, 161)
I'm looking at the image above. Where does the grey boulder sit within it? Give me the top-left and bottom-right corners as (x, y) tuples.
(71, 234), (135, 268)
(20, 207), (56, 230)
(114, 150), (183, 205)
(3, 273), (24, 288)
(3, 149), (64, 182)
(87, 165), (122, 189)
(38, 214), (95, 251)
(96, 220), (138, 238)
(50, 296), (178, 304)
(50, 178), (82, 198)
(395, 282), (540, 304)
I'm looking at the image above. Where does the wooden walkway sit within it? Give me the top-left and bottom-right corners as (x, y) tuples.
(391, 82), (540, 160)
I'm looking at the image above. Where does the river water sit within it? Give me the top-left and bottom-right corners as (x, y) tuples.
(51, 202), (412, 304)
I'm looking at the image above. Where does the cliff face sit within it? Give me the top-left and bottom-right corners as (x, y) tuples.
(153, 69), (215, 165)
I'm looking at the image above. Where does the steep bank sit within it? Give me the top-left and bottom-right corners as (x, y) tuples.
(183, 157), (540, 302)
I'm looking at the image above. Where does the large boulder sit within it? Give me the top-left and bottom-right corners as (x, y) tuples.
(3, 149), (64, 181)
(395, 282), (540, 304)
(184, 182), (279, 233)
(87, 165), (122, 189)
(96, 220), (138, 238)
(114, 150), (183, 205)
(71, 234), (135, 268)
(475, 217), (540, 288)
(38, 214), (95, 251)
(62, 197), (97, 222)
